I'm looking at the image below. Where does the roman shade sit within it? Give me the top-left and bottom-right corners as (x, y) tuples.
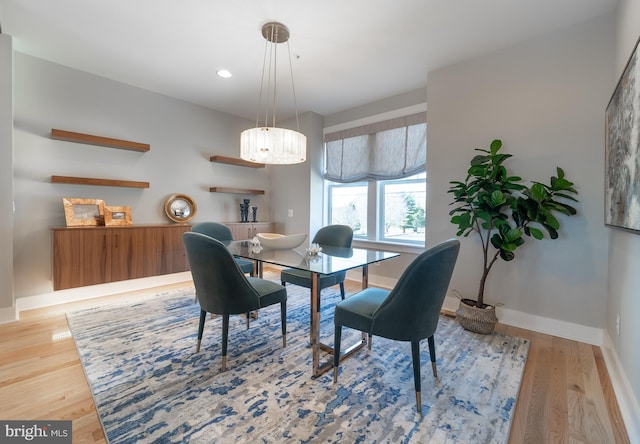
(324, 112), (426, 183)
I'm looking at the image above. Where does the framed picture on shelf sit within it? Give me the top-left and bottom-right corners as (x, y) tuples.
(104, 205), (133, 226)
(62, 197), (105, 226)
(605, 34), (640, 232)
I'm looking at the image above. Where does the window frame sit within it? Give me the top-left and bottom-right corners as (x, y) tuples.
(325, 172), (426, 248)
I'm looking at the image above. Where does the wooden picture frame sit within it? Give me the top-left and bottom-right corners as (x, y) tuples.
(63, 198), (105, 226)
(104, 205), (133, 226)
(605, 34), (640, 232)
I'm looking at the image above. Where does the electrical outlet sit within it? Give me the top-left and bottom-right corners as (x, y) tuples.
(616, 313), (620, 336)
(288, 209), (294, 217)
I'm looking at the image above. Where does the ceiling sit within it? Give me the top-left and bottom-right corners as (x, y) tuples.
(0, 0), (617, 122)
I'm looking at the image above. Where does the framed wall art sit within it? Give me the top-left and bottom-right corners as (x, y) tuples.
(605, 35), (640, 232)
(104, 205), (133, 226)
(63, 198), (105, 226)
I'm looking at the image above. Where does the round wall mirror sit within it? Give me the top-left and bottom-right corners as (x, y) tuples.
(164, 194), (197, 223)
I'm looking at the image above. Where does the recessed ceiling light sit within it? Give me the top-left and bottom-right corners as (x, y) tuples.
(217, 70), (232, 78)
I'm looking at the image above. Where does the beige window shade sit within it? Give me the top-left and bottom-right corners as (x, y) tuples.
(324, 112), (426, 183)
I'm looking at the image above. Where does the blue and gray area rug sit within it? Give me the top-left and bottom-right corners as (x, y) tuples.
(66, 277), (529, 443)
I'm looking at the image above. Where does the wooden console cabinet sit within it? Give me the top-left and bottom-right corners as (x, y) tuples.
(224, 222), (275, 240)
(52, 224), (191, 290)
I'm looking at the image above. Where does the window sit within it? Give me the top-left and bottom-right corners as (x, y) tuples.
(324, 111), (427, 246)
(379, 173), (426, 243)
(328, 182), (368, 237)
(327, 173), (426, 245)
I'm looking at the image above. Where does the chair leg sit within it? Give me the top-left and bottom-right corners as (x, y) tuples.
(221, 315), (230, 372)
(339, 282), (345, 300)
(411, 341), (422, 413)
(280, 300), (287, 348)
(427, 335), (438, 378)
(246, 312), (250, 330)
(368, 333), (372, 350)
(196, 309), (207, 353)
(333, 324), (342, 383)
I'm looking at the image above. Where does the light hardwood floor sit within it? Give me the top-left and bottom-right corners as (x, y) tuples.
(0, 276), (630, 444)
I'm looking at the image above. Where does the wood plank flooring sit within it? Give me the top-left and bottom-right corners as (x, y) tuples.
(0, 277), (629, 443)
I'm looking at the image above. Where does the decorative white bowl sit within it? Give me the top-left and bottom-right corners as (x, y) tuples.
(256, 232), (307, 250)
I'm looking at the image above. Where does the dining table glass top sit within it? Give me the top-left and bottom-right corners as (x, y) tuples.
(225, 240), (400, 275)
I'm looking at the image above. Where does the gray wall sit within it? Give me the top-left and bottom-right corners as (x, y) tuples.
(427, 15), (613, 328)
(12, 53), (270, 301)
(608, 0), (640, 431)
(269, 111), (324, 239)
(0, 34), (15, 322)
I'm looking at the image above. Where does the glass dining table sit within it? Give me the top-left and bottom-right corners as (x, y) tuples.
(225, 240), (400, 377)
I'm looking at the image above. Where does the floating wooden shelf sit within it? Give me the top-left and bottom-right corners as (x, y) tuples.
(51, 129), (150, 152)
(209, 187), (265, 195)
(51, 175), (150, 189)
(209, 155), (265, 168)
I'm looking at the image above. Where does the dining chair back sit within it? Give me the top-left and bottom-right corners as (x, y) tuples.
(183, 232), (287, 371)
(280, 224), (353, 300)
(333, 238), (460, 413)
(191, 221), (255, 276)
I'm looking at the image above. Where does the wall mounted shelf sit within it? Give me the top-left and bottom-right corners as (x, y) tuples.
(51, 175), (150, 189)
(209, 187), (265, 195)
(209, 155), (265, 168)
(51, 128), (150, 152)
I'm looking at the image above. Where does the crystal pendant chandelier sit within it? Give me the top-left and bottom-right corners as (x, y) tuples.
(240, 22), (307, 165)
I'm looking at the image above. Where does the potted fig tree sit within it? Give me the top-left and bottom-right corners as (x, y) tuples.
(448, 139), (579, 334)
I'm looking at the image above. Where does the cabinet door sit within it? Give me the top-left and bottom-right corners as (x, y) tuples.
(111, 228), (147, 281)
(226, 223), (251, 240)
(251, 222), (275, 238)
(111, 226), (190, 281)
(152, 225), (190, 274)
(53, 229), (111, 290)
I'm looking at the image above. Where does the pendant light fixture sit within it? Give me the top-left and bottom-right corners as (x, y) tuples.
(240, 22), (307, 165)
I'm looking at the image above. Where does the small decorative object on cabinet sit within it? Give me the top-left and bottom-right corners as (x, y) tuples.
(104, 206), (133, 226)
(252, 206), (258, 222)
(240, 199), (251, 222)
(164, 194), (197, 223)
(63, 197), (105, 226)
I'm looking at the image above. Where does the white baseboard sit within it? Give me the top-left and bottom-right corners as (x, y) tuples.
(15, 272), (193, 316)
(0, 304), (17, 324)
(444, 295), (603, 344)
(601, 331), (640, 443)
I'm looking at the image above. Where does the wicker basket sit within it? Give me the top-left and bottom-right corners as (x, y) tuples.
(455, 299), (498, 335)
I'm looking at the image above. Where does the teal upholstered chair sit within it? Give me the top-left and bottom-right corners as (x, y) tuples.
(333, 238), (460, 413)
(183, 232), (287, 372)
(191, 222), (255, 276)
(280, 225), (353, 300)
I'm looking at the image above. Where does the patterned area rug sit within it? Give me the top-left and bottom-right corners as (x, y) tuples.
(67, 276), (529, 444)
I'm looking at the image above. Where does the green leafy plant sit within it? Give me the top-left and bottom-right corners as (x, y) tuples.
(448, 139), (579, 308)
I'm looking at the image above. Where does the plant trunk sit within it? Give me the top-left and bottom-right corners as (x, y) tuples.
(476, 250), (500, 308)
(476, 269), (488, 308)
